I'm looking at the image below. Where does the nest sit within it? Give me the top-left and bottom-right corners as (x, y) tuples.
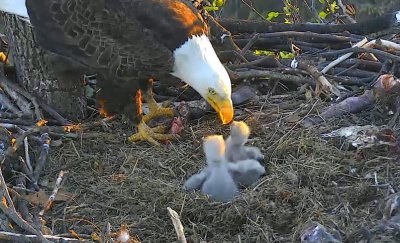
(35, 93), (399, 242)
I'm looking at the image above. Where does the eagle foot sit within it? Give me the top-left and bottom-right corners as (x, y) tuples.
(143, 107), (175, 123)
(128, 121), (177, 146)
(143, 98), (175, 123)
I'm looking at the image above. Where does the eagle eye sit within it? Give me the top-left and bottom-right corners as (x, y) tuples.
(208, 88), (217, 95)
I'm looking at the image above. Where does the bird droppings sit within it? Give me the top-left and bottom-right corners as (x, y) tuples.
(40, 92), (399, 242)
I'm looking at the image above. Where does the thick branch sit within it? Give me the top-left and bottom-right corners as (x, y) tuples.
(230, 69), (315, 86)
(0, 231), (85, 243)
(321, 47), (400, 62)
(218, 10), (400, 35)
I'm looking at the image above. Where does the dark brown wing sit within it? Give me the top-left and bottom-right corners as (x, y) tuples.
(123, 0), (208, 50)
(26, 0), (207, 121)
(26, 0), (207, 83)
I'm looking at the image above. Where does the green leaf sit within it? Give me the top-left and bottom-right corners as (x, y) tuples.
(254, 50), (275, 56)
(204, 6), (219, 11)
(284, 18), (292, 24)
(266, 11), (280, 21)
(214, 0), (225, 7)
(329, 1), (339, 12)
(279, 51), (295, 59)
(318, 0), (325, 3)
(283, 6), (289, 14)
(319, 11), (328, 19)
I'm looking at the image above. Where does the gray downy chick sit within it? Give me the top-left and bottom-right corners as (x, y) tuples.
(183, 169), (208, 191)
(227, 159), (266, 186)
(225, 121), (264, 162)
(199, 135), (239, 202)
(182, 136), (219, 191)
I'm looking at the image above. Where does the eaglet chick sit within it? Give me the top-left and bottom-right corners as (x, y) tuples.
(225, 121), (264, 162)
(228, 158), (266, 187)
(183, 135), (239, 202)
(225, 121), (265, 186)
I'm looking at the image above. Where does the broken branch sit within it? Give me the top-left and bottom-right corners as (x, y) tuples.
(167, 207), (187, 243)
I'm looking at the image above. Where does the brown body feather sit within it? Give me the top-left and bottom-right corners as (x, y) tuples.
(25, 0), (208, 121)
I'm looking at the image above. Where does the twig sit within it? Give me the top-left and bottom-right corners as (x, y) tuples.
(38, 102), (71, 125)
(100, 222), (112, 243)
(387, 98), (400, 128)
(205, 14), (241, 53)
(239, 0), (267, 20)
(337, 0), (356, 23)
(31, 97), (44, 121)
(0, 214), (13, 233)
(0, 158), (50, 242)
(0, 77), (34, 114)
(321, 38), (368, 74)
(0, 90), (20, 114)
(2, 123), (86, 156)
(167, 207), (187, 243)
(296, 60), (341, 96)
(366, 39), (400, 51)
(18, 156), (38, 191)
(23, 137), (33, 173)
(234, 33), (260, 64)
(0, 123), (25, 133)
(228, 56), (275, 69)
(319, 58), (382, 73)
(219, 50), (282, 68)
(335, 62), (359, 76)
(1, 84), (32, 115)
(39, 170), (66, 216)
(32, 133), (51, 183)
(0, 118), (35, 126)
(323, 46), (400, 63)
(0, 77), (69, 125)
(0, 162), (18, 212)
(0, 231), (85, 242)
(0, 112), (32, 119)
(14, 174), (33, 224)
(4, 128), (35, 156)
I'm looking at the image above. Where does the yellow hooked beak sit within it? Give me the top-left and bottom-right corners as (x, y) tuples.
(206, 94), (234, 125)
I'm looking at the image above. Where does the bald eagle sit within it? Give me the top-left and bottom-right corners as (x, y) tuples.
(0, 0), (233, 144)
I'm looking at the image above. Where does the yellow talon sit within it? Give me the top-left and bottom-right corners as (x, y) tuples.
(128, 122), (177, 146)
(143, 107), (174, 123)
(142, 95), (174, 123)
(129, 84), (177, 145)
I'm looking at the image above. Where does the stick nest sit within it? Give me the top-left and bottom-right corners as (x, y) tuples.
(39, 93), (399, 242)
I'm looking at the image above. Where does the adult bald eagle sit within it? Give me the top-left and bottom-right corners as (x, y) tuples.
(1, 0), (233, 144)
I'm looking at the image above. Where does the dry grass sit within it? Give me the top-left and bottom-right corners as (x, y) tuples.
(39, 92), (399, 242)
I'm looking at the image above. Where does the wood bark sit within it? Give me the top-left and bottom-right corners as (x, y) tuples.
(0, 13), (86, 121)
(218, 10), (400, 35)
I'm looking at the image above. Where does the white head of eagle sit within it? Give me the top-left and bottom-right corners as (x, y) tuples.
(171, 34), (233, 124)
